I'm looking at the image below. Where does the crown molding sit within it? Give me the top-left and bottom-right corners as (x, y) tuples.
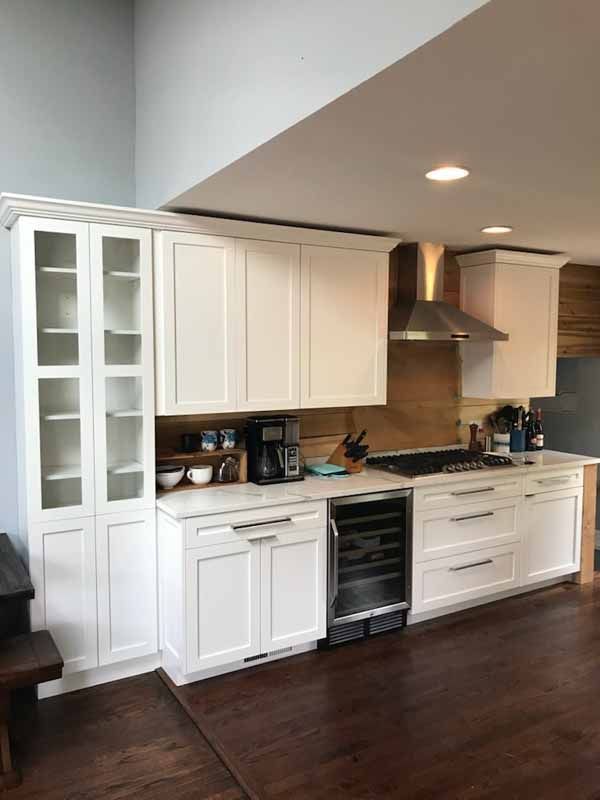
(456, 248), (569, 270)
(0, 193), (401, 253)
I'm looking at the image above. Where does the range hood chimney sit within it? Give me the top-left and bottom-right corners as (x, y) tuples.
(388, 243), (508, 342)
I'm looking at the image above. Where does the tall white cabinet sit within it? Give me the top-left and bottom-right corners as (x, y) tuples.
(9, 210), (157, 691)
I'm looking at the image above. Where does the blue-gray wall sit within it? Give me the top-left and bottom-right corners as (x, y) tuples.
(0, 0), (135, 542)
(535, 358), (600, 528)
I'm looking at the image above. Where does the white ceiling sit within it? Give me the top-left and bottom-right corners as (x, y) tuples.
(168, 0), (600, 265)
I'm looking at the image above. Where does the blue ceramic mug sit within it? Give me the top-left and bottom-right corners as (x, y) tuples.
(219, 428), (237, 449)
(200, 430), (218, 452)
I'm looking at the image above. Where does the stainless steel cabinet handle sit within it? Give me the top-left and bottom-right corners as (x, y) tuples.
(450, 487), (495, 496)
(246, 533), (278, 542)
(233, 516), (292, 532)
(449, 558), (493, 572)
(451, 511), (495, 523)
(536, 477), (571, 485)
(330, 519), (340, 608)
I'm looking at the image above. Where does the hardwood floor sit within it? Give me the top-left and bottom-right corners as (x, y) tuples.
(9, 672), (246, 799)
(168, 580), (600, 800)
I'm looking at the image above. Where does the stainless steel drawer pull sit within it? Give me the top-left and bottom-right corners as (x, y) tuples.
(450, 558), (493, 572)
(450, 487), (495, 497)
(233, 517), (292, 532)
(451, 511), (495, 523)
(536, 477), (571, 485)
(246, 533), (278, 542)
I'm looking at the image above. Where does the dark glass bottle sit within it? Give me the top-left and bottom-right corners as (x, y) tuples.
(534, 408), (544, 451)
(525, 411), (537, 451)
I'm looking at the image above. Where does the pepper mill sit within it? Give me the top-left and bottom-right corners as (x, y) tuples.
(468, 422), (481, 451)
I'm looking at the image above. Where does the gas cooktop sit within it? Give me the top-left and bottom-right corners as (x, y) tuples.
(366, 449), (514, 478)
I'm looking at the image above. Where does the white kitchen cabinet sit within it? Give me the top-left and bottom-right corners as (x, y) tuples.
(90, 224), (155, 513)
(28, 517), (98, 675)
(185, 539), (261, 672)
(457, 249), (569, 399)
(154, 231), (237, 415)
(300, 245), (388, 407)
(96, 509), (158, 666)
(13, 216), (95, 522)
(412, 543), (520, 614)
(522, 486), (583, 584)
(236, 239), (300, 410)
(260, 528), (326, 651)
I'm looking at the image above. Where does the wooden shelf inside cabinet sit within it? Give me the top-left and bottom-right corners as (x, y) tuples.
(37, 266), (77, 275)
(156, 447), (248, 494)
(103, 270), (140, 280)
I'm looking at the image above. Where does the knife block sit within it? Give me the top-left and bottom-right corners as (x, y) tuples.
(327, 443), (365, 474)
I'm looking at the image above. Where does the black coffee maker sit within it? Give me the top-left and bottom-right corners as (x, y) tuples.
(246, 416), (303, 485)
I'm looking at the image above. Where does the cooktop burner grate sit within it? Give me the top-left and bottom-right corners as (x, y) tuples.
(366, 449), (514, 478)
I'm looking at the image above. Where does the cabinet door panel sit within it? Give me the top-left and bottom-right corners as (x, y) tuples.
(29, 518), (97, 674)
(15, 217), (94, 521)
(523, 487), (583, 584)
(236, 240), (300, 410)
(90, 224), (155, 513)
(300, 246), (388, 407)
(494, 264), (559, 397)
(96, 510), (158, 665)
(261, 528), (326, 651)
(186, 541), (260, 672)
(154, 232), (237, 414)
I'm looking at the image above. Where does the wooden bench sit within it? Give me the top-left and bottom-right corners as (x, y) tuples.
(0, 534), (63, 789)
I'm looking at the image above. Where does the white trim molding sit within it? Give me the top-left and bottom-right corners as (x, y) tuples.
(457, 249), (570, 270)
(0, 193), (401, 253)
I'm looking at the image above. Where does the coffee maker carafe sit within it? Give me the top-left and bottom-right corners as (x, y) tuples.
(246, 416), (303, 485)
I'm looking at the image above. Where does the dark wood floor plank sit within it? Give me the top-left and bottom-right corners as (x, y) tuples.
(9, 672), (246, 800)
(169, 579), (600, 800)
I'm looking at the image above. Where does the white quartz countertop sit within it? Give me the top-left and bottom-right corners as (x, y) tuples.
(156, 450), (600, 519)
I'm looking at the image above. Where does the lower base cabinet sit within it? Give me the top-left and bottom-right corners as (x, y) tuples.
(96, 509), (158, 665)
(29, 517), (98, 675)
(185, 526), (326, 673)
(186, 540), (261, 672)
(522, 486), (583, 584)
(412, 543), (520, 614)
(29, 510), (157, 676)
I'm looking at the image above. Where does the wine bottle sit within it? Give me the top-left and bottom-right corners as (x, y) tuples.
(525, 411), (537, 451)
(534, 408), (544, 451)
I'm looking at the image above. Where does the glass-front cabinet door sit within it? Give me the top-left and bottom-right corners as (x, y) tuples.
(15, 217), (95, 521)
(89, 224), (154, 513)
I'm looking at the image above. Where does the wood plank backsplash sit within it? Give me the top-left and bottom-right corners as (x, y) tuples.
(557, 262), (600, 357)
(155, 253), (527, 459)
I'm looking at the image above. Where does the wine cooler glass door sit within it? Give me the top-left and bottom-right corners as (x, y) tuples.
(329, 490), (412, 626)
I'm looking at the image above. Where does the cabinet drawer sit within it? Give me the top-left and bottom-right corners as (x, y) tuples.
(185, 501), (326, 548)
(412, 544), (520, 613)
(414, 498), (520, 563)
(524, 468), (583, 495)
(414, 473), (523, 511)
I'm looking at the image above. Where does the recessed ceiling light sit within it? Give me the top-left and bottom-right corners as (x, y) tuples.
(480, 225), (513, 234)
(425, 166), (469, 181)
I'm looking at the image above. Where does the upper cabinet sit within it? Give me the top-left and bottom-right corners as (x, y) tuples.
(300, 246), (388, 408)
(236, 239), (300, 411)
(154, 232), (237, 415)
(154, 235), (391, 414)
(458, 250), (569, 399)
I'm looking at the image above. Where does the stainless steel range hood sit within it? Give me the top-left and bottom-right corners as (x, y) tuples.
(388, 242), (508, 342)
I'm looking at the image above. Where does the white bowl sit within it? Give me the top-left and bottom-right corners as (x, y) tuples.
(156, 465), (185, 489)
(186, 465), (213, 485)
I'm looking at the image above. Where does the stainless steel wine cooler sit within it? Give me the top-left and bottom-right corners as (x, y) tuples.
(325, 489), (412, 646)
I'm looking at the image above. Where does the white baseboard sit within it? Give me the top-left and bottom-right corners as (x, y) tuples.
(39, 653), (161, 699)
(162, 641), (317, 687)
(407, 576), (568, 625)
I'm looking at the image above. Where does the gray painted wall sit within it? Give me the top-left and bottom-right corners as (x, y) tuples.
(134, 0), (489, 210)
(535, 358), (600, 527)
(0, 0), (135, 544)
